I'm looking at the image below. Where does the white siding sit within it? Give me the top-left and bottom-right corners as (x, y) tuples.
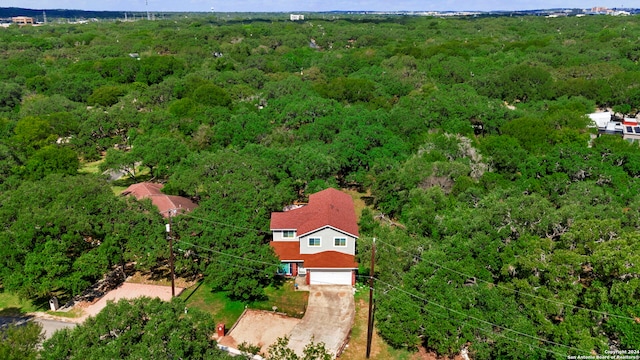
(272, 230), (298, 241)
(299, 227), (356, 255)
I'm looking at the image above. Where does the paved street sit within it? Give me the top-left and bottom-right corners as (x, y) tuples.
(34, 318), (77, 339)
(1, 316), (77, 340)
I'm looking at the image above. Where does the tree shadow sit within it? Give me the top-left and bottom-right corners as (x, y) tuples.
(0, 308), (34, 326)
(271, 274), (287, 288)
(182, 280), (203, 303)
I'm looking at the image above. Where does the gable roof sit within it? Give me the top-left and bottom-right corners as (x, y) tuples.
(121, 182), (198, 218)
(270, 188), (359, 238)
(270, 241), (358, 269)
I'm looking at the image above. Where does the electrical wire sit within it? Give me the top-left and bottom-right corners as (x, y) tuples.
(369, 283), (571, 358)
(373, 237), (639, 322)
(167, 211), (625, 353)
(177, 212), (270, 235)
(372, 276), (591, 355)
(176, 238), (279, 268)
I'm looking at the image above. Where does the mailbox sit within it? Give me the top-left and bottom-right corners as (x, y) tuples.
(49, 297), (59, 311)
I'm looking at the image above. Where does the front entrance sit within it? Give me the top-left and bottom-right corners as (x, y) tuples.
(277, 263), (291, 275)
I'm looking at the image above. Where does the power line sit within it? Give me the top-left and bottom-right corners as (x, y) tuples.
(373, 237), (639, 322)
(176, 238), (279, 268)
(372, 277), (591, 355)
(368, 282), (571, 359)
(178, 212), (270, 235)
(179, 249), (357, 288)
(176, 248), (272, 273)
(173, 210), (631, 349)
(175, 211), (634, 321)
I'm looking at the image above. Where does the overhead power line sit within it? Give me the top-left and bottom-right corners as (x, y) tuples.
(366, 280), (572, 359)
(176, 238), (279, 268)
(373, 277), (591, 356)
(373, 237), (639, 322)
(178, 212), (270, 235)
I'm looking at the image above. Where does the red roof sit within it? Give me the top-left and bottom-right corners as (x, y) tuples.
(270, 241), (358, 269)
(122, 182), (198, 217)
(270, 188), (359, 238)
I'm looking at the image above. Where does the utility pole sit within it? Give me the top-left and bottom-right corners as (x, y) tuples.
(366, 237), (376, 358)
(165, 210), (176, 297)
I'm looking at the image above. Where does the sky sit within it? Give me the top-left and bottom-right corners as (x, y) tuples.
(2, 1), (632, 13)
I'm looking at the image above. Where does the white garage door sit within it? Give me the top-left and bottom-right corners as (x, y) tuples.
(310, 270), (352, 285)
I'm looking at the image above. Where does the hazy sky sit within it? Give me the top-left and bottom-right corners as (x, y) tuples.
(2, 1), (631, 12)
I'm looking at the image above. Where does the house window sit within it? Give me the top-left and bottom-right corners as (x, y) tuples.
(334, 237), (347, 247)
(308, 238), (321, 247)
(283, 230), (295, 238)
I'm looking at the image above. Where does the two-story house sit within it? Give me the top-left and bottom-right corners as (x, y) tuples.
(270, 188), (359, 286)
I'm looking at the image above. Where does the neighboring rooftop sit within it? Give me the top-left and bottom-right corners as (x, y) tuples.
(121, 182), (197, 217)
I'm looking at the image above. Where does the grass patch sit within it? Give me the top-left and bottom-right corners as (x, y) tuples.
(180, 279), (309, 329)
(112, 185), (128, 195)
(343, 188), (371, 221)
(79, 159), (104, 174)
(126, 270), (197, 289)
(0, 291), (41, 315)
(340, 282), (414, 360)
(249, 279), (309, 318)
(180, 282), (246, 327)
(47, 308), (83, 319)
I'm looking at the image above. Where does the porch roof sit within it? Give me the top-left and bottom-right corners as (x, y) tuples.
(270, 241), (358, 269)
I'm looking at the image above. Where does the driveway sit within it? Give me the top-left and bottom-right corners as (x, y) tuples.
(77, 282), (183, 322)
(286, 286), (355, 357)
(218, 309), (301, 355)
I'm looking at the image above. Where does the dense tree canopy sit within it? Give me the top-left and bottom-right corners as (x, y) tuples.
(41, 297), (233, 360)
(1, 12), (639, 359)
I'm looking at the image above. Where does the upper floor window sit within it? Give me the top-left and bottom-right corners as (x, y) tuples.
(283, 230), (295, 238)
(308, 238), (321, 247)
(334, 238), (347, 247)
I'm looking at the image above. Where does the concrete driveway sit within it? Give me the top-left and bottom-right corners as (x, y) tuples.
(286, 286), (355, 358)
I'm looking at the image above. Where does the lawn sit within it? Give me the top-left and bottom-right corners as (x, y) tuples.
(250, 279), (309, 318)
(78, 159), (104, 174)
(181, 279), (309, 328)
(0, 290), (41, 316)
(180, 282), (246, 327)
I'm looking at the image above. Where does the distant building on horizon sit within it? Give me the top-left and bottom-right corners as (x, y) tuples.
(12, 16), (34, 25)
(290, 14), (304, 21)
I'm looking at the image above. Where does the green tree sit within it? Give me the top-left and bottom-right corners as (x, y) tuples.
(0, 322), (43, 360)
(0, 174), (165, 299)
(87, 85), (128, 107)
(0, 81), (22, 111)
(496, 64), (554, 103)
(131, 135), (190, 178)
(23, 145), (79, 180)
(266, 336), (332, 360)
(192, 83), (232, 108)
(12, 116), (57, 151)
(41, 297), (233, 360)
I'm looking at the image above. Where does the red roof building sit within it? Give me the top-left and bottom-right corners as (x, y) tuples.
(270, 188), (359, 286)
(121, 182), (198, 217)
